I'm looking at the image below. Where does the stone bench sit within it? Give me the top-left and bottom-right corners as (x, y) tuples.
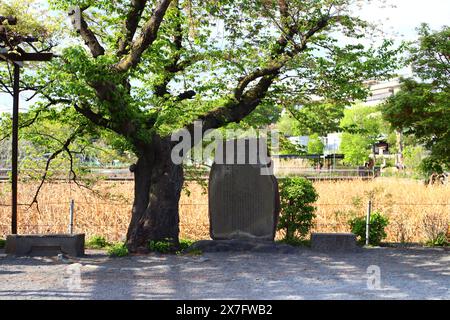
(188, 239), (299, 254)
(311, 233), (358, 252)
(5, 234), (85, 257)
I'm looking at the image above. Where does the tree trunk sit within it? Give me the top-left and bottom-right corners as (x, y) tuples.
(395, 130), (404, 170)
(126, 136), (184, 253)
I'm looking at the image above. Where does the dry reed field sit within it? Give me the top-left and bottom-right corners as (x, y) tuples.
(0, 178), (448, 243)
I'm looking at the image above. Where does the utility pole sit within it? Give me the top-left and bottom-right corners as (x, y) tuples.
(0, 15), (53, 234)
(11, 63), (19, 234)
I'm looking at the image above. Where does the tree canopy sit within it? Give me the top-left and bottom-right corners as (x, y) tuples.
(285, 100), (346, 136)
(0, 0), (403, 249)
(339, 104), (387, 165)
(4, 0), (400, 151)
(307, 133), (324, 154)
(382, 24), (449, 173)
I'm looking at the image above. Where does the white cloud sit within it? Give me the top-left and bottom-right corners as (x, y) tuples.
(357, 0), (449, 40)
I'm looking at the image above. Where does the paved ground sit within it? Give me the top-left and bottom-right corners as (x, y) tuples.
(0, 246), (449, 300)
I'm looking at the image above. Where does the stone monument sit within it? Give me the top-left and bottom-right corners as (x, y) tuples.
(208, 138), (280, 241)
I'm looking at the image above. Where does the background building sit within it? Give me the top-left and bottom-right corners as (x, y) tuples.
(286, 78), (404, 156)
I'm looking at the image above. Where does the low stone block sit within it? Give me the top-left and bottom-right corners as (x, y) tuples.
(5, 234), (85, 257)
(311, 233), (359, 252)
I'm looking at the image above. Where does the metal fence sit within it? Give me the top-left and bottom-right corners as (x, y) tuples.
(1, 199), (448, 243)
(0, 167), (380, 181)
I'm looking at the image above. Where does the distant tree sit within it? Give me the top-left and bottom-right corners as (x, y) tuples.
(307, 133), (324, 154)
(382, 24), (449, 174)
(276, 114), (299, 137)
(339, 104), (386, 165)
(403, 145), (427, 171)
(339, 132), (370, 165)
(287, 100), (346, 136)
(340, 104), (384, 139)
(278, 135), (305, 155)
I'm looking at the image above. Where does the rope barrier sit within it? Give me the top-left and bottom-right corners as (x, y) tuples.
(0, 202), (448, 207)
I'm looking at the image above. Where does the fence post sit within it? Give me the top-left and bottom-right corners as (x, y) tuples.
(68, 199), (74, 234)
(366, 200), (372, 246)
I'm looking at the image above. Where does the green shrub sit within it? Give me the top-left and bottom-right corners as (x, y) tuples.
(107, 243), (128, 257)
(349, 211), (389, 246)
(0, 238), (5, 249)
(421, 212), (448, 246)
(148, 238), (194, 254)
(179, 239), (194, 251)
(86, 235), (110, 249)
(425, 232), (448, 247)
(277, 177), (318, 242)
(148, 239), (174, 253)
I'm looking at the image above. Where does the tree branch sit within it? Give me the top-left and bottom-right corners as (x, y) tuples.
(30, 128), (82, 206)
(73, 102), (111, 129)
(68, 6), (105, 58)
(233, 1), (303, 101)
(65, 143), (95, 192)
(0, 98), (71, 142)
(187, 73), (277, 136)
(114, 0), (172, 72)
(73, 101), (144, 147)
(150, 0), (196, 101)
(189, 6), (336, 134)
(117, 0), (149, 56)
(176, 90), (196, 101)
(234, 64), (282, 100)
(0, 78), (13, 95)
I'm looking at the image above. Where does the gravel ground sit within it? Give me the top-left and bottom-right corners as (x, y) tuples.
(0, 246), (449, 300)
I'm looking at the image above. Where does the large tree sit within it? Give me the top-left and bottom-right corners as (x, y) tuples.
(1, 0), (400, 252)
(382, 24), (449, 174)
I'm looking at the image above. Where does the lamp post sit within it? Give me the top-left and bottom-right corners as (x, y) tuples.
(0, 16), (53, 234)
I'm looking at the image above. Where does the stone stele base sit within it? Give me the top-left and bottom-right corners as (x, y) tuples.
(188, 239), (299, 254)
(5, 234), (85, 257)
(310, 233), (359, 252)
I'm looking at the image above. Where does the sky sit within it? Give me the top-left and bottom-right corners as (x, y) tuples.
(0, 0), (449, 113)
(357, 0), (450, 40)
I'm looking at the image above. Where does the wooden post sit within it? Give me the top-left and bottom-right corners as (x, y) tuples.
(0, 22), (53, 235)
(68, 199), (74, 234)
(11, 63), (19, 234)
(366, 200), (372, 246)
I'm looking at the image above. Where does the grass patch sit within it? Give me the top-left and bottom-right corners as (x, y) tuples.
(179, 239), (194, 251)
(86, 236), (128, 257)
(85, 235), (111, 249)
(2, 180), (448, 244)
(148, 238), (195, 254)
(107, 243), (128, 257)
(182, 248), (203, 256)
(148, 239), (174, 253)
(0, 238), (5, 249)
(277, 238), (311, 247)
(425, 233), (449, 247)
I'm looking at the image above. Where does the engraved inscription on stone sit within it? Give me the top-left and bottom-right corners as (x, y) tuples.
(208, 138), (280, 241)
